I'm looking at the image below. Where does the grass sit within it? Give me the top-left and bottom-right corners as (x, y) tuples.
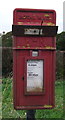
(2, 78), (64, 119)
(36, 80), (64, 119)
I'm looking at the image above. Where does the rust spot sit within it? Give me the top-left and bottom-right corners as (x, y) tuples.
(17, 22), (23, 25)
(27, 87), (43, 92)
(47, 22), (55, 26)
(44, 105), (52, 108)
(44, 14), (50, 17)
(17, 46), (20, 48)
(27, 46), (30, 48)
(45, 46), (51, 49)
(22, 46), (26, 48)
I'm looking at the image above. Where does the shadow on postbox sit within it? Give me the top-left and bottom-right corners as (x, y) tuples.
(12, 8), (58, 110)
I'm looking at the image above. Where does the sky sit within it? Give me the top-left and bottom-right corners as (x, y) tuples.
(63, 1), (65, 31)
(0, 0), (64, 33)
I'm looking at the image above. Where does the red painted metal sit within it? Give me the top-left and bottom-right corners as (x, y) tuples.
(12, 8), (57, 110)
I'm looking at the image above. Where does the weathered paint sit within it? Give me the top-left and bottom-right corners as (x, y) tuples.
(12, 8), (57, 110)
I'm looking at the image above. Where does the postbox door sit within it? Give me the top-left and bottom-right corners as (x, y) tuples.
(13, 50), (55, 109)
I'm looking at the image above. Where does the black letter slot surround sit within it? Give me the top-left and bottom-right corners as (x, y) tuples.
(12, 25), (58, 37)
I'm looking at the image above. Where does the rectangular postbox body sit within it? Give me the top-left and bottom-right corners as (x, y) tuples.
(12, 8), (58, 109)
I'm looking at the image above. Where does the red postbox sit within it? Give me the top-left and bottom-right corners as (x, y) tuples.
(12, 8), (58, 110)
